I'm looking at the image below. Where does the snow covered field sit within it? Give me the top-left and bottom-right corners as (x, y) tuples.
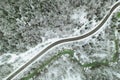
(0, 0), (120, 80)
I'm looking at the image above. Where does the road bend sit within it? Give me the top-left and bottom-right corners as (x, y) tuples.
(5, 1), (120, 80)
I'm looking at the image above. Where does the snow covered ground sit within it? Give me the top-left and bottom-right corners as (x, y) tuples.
(0, 0), (120, 80)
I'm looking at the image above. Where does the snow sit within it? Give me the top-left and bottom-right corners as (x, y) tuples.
(70, 7), (88, 24)
(1, 0), (120, 80)
(113, 72), (120, 78)
(62, 74), (82, 80)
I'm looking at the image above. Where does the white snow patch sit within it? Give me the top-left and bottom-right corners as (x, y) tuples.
(7, 54), (18, 63)
(113, 72), (120, 78)
(62, 74), (82, 80)
(91, 53), (107, 58)
(71, 7), (88, 24)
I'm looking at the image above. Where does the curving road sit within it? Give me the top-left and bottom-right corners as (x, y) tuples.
(5, 1), (120, 80)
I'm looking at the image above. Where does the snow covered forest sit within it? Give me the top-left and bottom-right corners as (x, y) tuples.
(0, 0), (120, 80)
